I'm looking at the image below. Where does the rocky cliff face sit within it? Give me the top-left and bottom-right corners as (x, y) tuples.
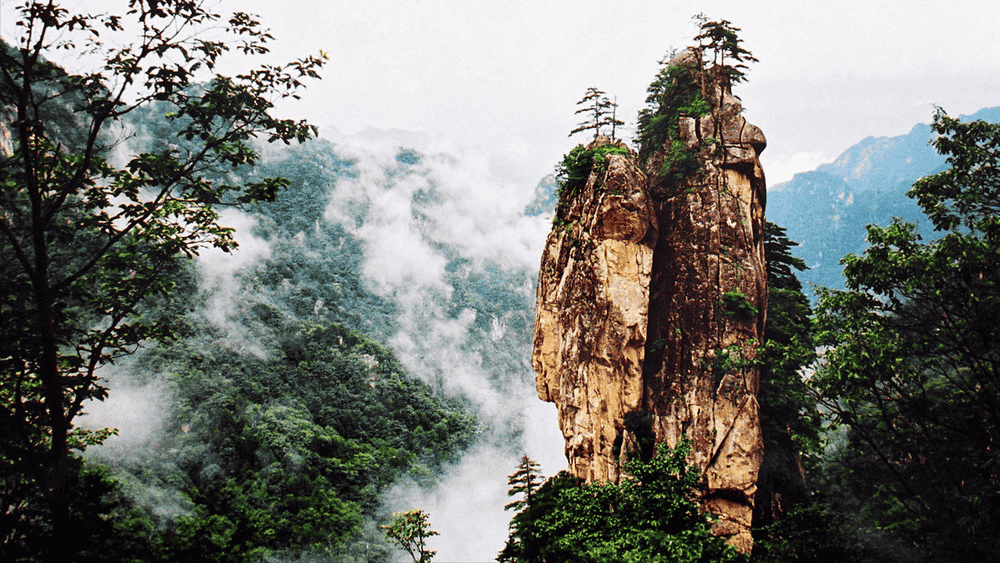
(532, 50), (767, 552)
(642, 57), (768, 552)
(534, 139), (657, 484)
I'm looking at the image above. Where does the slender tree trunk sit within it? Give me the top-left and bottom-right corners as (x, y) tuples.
(38, 290), (72, 563)
(25, 107), (73, 560)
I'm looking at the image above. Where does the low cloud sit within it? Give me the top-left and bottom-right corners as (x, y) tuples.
(763, 149), (838, 187)
(196, 208), (273, 357)
(322, 129), (565, 561)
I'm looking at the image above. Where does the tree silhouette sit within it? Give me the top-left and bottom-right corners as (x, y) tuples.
(569, 87), (624, 140)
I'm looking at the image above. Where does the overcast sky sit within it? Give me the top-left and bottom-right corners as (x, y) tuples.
(243, 0), (1000, 185)
(4, 0), (999, 183)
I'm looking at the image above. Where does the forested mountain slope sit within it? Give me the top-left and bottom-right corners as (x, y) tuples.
(74, 112), (557, 561)
(2, 39), (551, 558)
(767, 106), (1000, 294)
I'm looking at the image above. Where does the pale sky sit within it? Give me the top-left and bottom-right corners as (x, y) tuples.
(3, 0), (999, 185)
(244, 0), (1000, 185)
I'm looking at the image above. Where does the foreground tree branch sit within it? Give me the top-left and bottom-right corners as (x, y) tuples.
(0, 2), (324, 560)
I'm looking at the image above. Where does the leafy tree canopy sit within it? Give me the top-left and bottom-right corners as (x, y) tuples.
(382, 509), (439, 563)
(0, 1), (324, 560)
(810, 108), (1000, 561)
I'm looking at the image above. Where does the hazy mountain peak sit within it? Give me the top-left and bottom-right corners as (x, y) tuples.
(814, 121), (941, 193)
(768, 106), (1000, 298)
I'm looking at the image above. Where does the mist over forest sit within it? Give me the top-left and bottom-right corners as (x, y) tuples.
(39, 100), (1000, 562)
(78, 119), (570, 560)
(3, 3), (1000, 563)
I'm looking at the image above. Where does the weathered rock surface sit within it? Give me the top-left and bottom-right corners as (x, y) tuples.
(532, 52), (767, 553)
(0, 114), (13, 157)
(643, 70), (767, 552)
(533, 138), (656, 484)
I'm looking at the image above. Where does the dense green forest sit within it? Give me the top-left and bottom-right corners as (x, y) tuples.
(0, 3), (485, 561)
(2, 3), (998, 562)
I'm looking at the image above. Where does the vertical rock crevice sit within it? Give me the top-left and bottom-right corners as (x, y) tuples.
(643, 67), (768, 550)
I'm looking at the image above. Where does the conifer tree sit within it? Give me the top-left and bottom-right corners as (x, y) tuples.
(636, 16), (756, 164)
(498, 454), (544, 562)
(504, 454), (543, 513)
(693, 14), (758, 83)
(756, 221), (820, 523)
(569, 87), (624, 140)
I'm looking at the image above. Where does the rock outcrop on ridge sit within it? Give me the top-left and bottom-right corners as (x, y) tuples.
(532, 49), (768, 553)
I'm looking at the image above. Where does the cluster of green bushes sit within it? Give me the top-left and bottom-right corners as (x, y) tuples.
(498, 443), (744, 563)
(555, 145), (632, 203)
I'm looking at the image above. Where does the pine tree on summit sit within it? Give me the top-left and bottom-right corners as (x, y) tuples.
(570, 87), (624, 140)
(693, 14), (758, 83)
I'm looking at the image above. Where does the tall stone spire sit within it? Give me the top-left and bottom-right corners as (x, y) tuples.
(531, 47), (767, 553)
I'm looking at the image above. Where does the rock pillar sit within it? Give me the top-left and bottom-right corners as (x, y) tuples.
(642, 68), (768, 552)
(532, 138), (656, 484)
(532, 52), (767, 554)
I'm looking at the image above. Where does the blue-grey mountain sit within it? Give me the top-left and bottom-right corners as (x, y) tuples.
(767, 106), (1000, 295)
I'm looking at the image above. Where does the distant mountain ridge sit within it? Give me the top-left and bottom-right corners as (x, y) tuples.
(766, 106), (1000, 297)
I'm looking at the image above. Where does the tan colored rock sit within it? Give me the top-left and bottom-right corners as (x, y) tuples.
(642, 54), (767, 553)
(532, 138), (656, 484)
(533, 54), (767, 553)
(0, 114), (14, 157)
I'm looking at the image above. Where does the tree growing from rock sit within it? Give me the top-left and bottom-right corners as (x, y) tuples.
(693, 14), (758, 84)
